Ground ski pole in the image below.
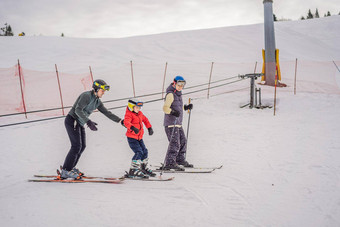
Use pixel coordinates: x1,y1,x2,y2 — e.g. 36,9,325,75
160,117,178,176
185,98,192,160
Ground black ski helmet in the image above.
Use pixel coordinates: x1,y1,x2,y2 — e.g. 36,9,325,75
93,79,110,92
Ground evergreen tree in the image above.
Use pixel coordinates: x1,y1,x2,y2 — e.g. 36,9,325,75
307,9,314,19
301,16,305,20
273,14,277,21
61,33,64,37
327,11,331,16
0,23,14,36
315,8,320,18
6,25,14,36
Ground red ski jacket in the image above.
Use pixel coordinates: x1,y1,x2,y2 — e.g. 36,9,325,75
124,107,152,140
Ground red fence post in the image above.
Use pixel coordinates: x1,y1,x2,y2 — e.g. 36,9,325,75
162,62,168,99
207,62,214,99
17,59,27,119
89,66,94,83
55,64,65,116
130,61,136,97
294,58,298,95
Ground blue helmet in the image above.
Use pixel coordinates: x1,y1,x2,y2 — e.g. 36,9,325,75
173,75,186,87
174,75,185,83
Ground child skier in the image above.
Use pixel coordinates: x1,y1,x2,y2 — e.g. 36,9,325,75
162,75,193,170
123,99,155,178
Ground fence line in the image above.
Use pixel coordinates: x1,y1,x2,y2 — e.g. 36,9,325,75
0,76,246,128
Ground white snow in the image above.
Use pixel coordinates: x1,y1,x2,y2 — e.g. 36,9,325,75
1,16,340,227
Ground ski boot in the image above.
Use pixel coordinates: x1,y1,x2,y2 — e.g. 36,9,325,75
72,167,85,176
161,163,185,171
58,169,82,180
125,160,149,179
177,160,194,168
141,158,156,177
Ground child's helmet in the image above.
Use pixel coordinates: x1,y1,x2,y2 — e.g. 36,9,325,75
128,99,143,111
93,79,110,92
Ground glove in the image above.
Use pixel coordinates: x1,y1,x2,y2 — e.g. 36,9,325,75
130,126,140,134
170,109,180,117
184,104,193,111
148,127,154,136
120,120,126,128
86,120,98,131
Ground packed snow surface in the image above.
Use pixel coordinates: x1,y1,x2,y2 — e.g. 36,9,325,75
1,16,340,227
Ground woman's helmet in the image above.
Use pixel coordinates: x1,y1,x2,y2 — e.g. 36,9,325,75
93,79,110,92
127,99,143,111
173,75,186,87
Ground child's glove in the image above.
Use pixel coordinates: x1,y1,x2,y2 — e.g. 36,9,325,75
170,109,180,117
130,126,139,134
148,127,154,136
87,120,98,131
120,120,126,128
184,104,193,111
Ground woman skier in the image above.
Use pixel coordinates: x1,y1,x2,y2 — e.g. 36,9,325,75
162,75,193,170
60,79,122,179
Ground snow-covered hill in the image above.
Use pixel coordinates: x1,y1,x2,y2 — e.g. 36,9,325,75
0,16,340,227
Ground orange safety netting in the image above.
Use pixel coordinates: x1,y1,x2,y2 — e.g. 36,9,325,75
0,60,339,119
0,65,92,117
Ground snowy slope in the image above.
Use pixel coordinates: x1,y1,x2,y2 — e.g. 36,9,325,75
0,16,339,73
1,16,340,227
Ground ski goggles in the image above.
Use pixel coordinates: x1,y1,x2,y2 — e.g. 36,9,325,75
175,80,186,87
128,100,143,107
94,82,110,91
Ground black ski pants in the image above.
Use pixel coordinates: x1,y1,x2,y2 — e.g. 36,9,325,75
164,126,187,166
62,114,86,171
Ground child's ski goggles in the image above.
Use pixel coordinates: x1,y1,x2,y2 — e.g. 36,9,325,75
128,99,143,107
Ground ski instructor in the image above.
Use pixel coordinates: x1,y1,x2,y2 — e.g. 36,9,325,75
162,75,193,170
60,79,122,179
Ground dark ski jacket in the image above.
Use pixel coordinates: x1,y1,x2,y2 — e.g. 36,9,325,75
163,84,184,126
68,90,121,126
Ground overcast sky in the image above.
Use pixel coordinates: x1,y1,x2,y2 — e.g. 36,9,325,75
0,0,339,38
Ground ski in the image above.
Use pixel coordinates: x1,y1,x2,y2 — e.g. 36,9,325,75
33,175,123,180
28,178,124,184
152,168,215,173
123,176,174,181
33,174,173,181
150,164,223,170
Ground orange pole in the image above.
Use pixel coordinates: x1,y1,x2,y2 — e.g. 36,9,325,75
207,62,214,99
89,66,94,83
17,59,27,119
162,62,168,99
55,64,65,116
130,61,136,97
294,58,298,95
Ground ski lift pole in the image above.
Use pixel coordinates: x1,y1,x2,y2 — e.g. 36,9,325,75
160,117,178,176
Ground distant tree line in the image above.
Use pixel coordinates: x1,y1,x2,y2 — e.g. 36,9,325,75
273,9,339,22
300,9,339,20
0,23,65,37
